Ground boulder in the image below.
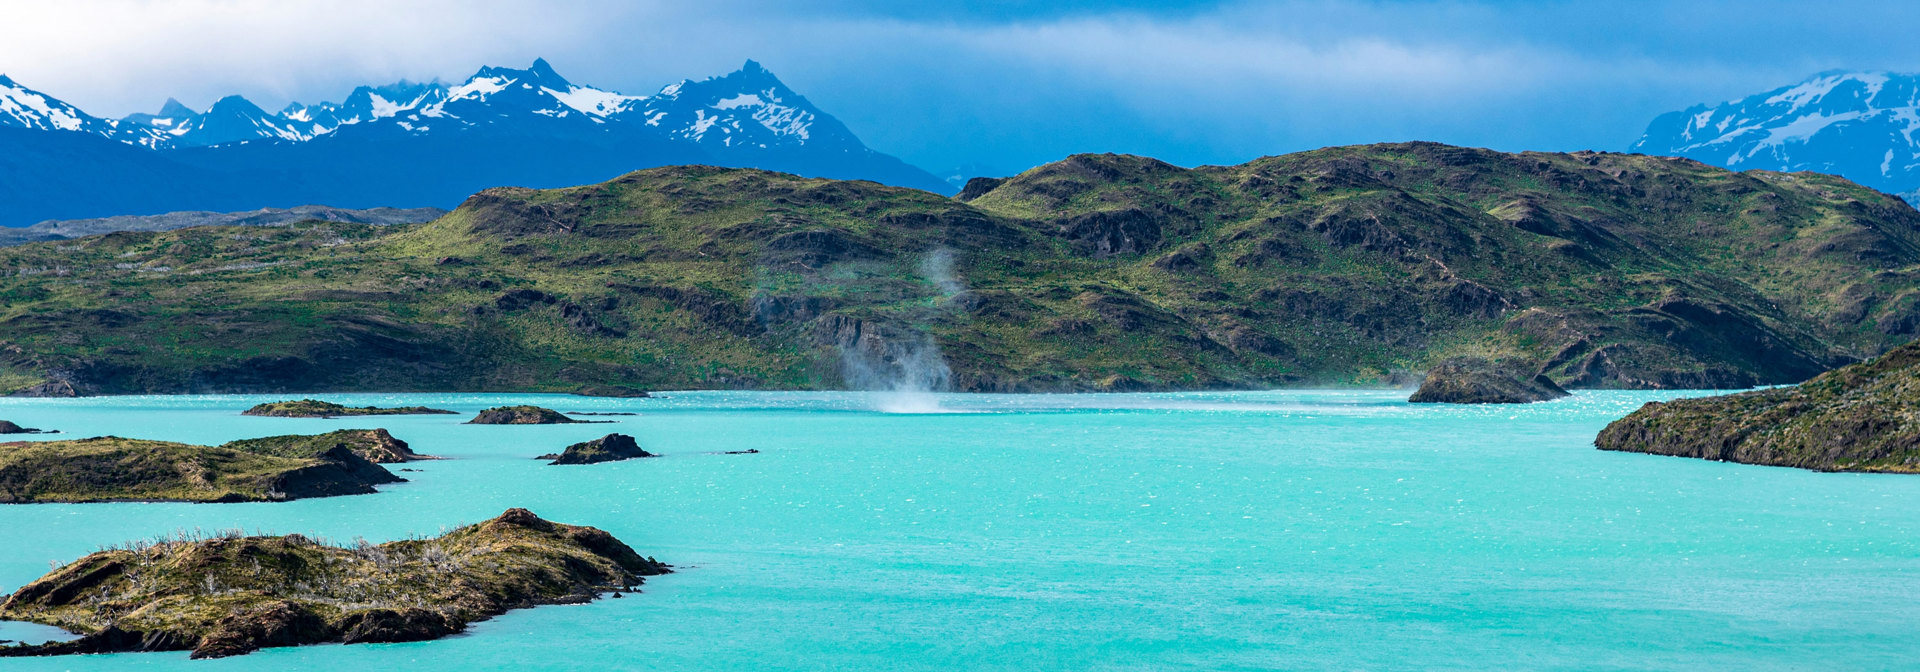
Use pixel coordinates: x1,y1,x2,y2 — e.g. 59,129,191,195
1409,358,1569,404
539,434,654,465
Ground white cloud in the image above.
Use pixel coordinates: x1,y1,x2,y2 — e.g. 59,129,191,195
0,0,624,113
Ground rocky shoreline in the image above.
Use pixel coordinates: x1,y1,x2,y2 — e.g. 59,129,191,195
1595,340,1920,472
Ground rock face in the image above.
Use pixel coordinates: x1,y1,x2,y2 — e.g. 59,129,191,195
221,428,433,464
0,508,669,659
466,406,581,425
1595,339,1920,472
0,421,51,434
0,436,400,503
242,399,457,418
1408,358,1570,404
539,434,653,465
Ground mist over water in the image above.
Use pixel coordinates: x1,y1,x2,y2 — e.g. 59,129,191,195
838,335,954,414
839,247,964,413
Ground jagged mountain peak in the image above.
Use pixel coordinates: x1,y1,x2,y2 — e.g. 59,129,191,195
467,58,573,92
636,59,862,152
157,98,194,118
205,94,268,116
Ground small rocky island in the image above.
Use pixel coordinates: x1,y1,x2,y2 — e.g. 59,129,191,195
0,508,668,659
466,405,587,425
539,433,654,465
242,400,457,418
221,429,435,464
1596,340,1920,472
0,436,401,503
0,421,52,434
1408,358,1569,404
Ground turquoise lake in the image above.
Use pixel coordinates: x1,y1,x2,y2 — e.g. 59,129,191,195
1,390,1918,670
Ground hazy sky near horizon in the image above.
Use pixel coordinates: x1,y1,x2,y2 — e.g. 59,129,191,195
4,0,1918,176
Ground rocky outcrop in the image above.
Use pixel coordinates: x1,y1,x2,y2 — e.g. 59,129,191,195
465,406,581,425
241,399,456,418
1595,339,1920,472
1408,358,1569,404
1056,208,1164,257
0,421,51,434
0,436,400,503
538,433,654,465
0,509,669,659
222,428,432,464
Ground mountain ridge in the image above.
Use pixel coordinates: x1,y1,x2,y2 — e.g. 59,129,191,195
0,59,951,225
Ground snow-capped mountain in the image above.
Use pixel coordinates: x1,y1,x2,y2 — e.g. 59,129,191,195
1631,71,1920,197
0,59,949,225
0,74,110,135
6,58,859,154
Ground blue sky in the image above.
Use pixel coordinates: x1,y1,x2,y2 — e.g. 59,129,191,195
4,0,1918,176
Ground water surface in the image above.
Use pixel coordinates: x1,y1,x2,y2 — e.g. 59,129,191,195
0,390,1916,670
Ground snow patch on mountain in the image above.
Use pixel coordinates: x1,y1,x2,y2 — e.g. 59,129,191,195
0,75,95,133
1633,70,1920,197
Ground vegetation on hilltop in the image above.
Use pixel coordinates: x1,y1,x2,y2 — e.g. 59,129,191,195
0,143,1914,393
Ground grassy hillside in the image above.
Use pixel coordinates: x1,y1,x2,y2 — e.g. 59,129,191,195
0,142,1915,394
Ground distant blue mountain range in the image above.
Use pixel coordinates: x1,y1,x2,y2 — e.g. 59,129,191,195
1633,71,1920,203
0,59,951,226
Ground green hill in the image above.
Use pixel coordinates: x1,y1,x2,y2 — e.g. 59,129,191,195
0,142,1916,394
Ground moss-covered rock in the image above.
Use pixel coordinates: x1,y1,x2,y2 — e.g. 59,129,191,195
241,400,456,418
221,428,432,464
538,434,653,465
465,406,580,425
1408,358,1569,404
1595,339,1920,472
0,436,400,503
0,508,669,659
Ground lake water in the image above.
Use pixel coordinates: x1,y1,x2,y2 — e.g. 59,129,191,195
1,390,1918,670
